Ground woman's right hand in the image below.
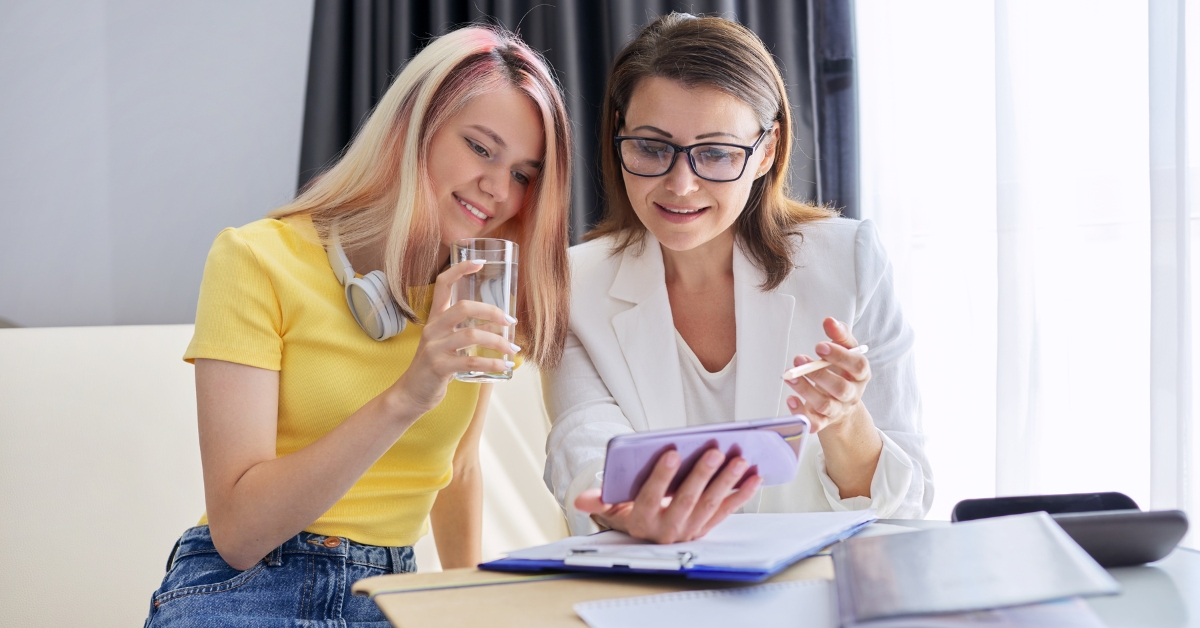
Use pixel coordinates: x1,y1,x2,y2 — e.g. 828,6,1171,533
573,449,762,543
393,260,518,415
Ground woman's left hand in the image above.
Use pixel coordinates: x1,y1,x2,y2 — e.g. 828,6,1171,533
785,317,871,433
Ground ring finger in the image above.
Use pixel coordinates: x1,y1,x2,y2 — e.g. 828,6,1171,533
431,327,520,358
804,368,859,404
787,395,832,432
786,375,840,419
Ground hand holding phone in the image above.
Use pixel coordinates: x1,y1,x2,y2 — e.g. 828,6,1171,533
575,415,808,544
600,415,810,504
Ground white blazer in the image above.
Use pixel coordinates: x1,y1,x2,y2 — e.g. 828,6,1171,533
542,217,934,535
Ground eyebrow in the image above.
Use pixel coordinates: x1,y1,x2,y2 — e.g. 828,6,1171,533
629,125,742,141
469,124,507,148
468,124,542,169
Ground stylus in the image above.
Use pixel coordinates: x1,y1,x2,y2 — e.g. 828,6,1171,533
781,345,869,381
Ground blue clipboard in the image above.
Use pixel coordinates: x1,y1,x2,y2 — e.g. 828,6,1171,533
479,518,873,583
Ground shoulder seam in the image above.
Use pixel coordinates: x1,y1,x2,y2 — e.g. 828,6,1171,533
221,227,285,335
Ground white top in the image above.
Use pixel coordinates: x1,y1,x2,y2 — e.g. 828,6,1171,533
675,330,737,425
541,218,934,535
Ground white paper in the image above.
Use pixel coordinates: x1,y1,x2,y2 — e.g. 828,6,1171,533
574,579,838,628
575,582,1105,628
504,511,875,570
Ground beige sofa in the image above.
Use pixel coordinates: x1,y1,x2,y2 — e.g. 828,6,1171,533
0,325,567,627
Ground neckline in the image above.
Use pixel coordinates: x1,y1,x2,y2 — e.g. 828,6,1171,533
674,329,736,377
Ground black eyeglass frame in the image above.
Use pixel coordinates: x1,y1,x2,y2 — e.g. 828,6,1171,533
612,129,769,183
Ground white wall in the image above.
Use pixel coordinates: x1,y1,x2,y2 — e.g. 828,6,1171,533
0,1,314,327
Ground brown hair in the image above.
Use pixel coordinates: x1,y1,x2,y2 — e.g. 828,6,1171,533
587,12,833,290
270,26,571,368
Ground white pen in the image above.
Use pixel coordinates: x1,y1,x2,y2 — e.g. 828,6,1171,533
781,345,869,381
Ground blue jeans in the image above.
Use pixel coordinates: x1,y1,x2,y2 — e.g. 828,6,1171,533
144,526,415,627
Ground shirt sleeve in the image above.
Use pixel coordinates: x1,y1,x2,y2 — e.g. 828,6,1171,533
814,219,934,518
542,328,636,535
183,227,284,370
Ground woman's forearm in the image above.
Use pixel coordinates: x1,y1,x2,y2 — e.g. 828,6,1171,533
429,462,483,568
427,385,489,568
817,403,883,499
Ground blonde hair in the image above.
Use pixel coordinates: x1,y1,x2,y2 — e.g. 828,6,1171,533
588,13,833,291
271,26,572,367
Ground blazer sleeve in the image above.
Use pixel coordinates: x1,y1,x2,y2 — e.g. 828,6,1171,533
813,219,934,518
542,328,637,535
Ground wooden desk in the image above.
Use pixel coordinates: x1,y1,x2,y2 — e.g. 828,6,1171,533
354,532,1200,628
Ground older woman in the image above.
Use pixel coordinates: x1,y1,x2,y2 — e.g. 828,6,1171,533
543,13,932,541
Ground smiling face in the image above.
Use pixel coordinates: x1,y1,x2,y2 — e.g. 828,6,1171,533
619,76,776,253
427,86,545,255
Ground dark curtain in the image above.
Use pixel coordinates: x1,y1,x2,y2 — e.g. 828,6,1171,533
297,0,859,243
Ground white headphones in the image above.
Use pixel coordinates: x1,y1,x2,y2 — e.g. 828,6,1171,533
325,227,405,341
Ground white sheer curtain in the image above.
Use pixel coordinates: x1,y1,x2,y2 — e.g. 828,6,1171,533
858,0,1197,545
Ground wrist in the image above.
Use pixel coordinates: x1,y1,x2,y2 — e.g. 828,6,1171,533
382,381,423,429
818,403,873,445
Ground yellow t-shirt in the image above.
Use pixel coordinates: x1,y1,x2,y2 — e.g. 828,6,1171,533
183,217,480,547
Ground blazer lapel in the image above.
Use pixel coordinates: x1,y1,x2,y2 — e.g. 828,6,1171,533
609,236,688,431
732,246,795,422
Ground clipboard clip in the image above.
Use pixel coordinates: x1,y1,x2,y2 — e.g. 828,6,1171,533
564,548,698,571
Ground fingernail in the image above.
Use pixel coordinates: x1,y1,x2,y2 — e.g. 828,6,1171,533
510,343,522,353
816,343,831,356
787,397,799,409
504,360,516,368
664,451,680,469
796,355,811,364
505,314,518,324
732,459,748,474
471,258,487,264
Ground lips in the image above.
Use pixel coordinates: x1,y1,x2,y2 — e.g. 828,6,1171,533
455,194,491,224
659,205,704,215
655,201,708,223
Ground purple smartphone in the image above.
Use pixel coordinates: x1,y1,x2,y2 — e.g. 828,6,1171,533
600,415,810,505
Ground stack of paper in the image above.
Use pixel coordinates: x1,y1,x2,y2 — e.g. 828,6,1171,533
573,581,1108,628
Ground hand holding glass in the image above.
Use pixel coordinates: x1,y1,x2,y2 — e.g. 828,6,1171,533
449,238,519,382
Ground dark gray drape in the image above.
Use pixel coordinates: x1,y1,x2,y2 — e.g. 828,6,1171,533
297,0,859,242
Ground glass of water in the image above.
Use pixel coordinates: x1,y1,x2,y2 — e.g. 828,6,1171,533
450,238,518,382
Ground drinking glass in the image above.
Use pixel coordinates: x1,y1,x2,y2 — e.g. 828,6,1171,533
449,238,518,382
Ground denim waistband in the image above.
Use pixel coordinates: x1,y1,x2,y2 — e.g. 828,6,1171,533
171,526,413,573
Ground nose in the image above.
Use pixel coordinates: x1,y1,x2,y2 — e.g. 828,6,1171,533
478,166,510,204
662,153,700,197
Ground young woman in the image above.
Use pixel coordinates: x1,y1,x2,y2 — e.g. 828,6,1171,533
144,26,571,626
543,13,933,541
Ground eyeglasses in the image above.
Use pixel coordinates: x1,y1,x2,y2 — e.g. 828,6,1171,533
613,130,768,182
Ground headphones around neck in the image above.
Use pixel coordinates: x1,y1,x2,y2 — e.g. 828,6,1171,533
325,228,405,341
